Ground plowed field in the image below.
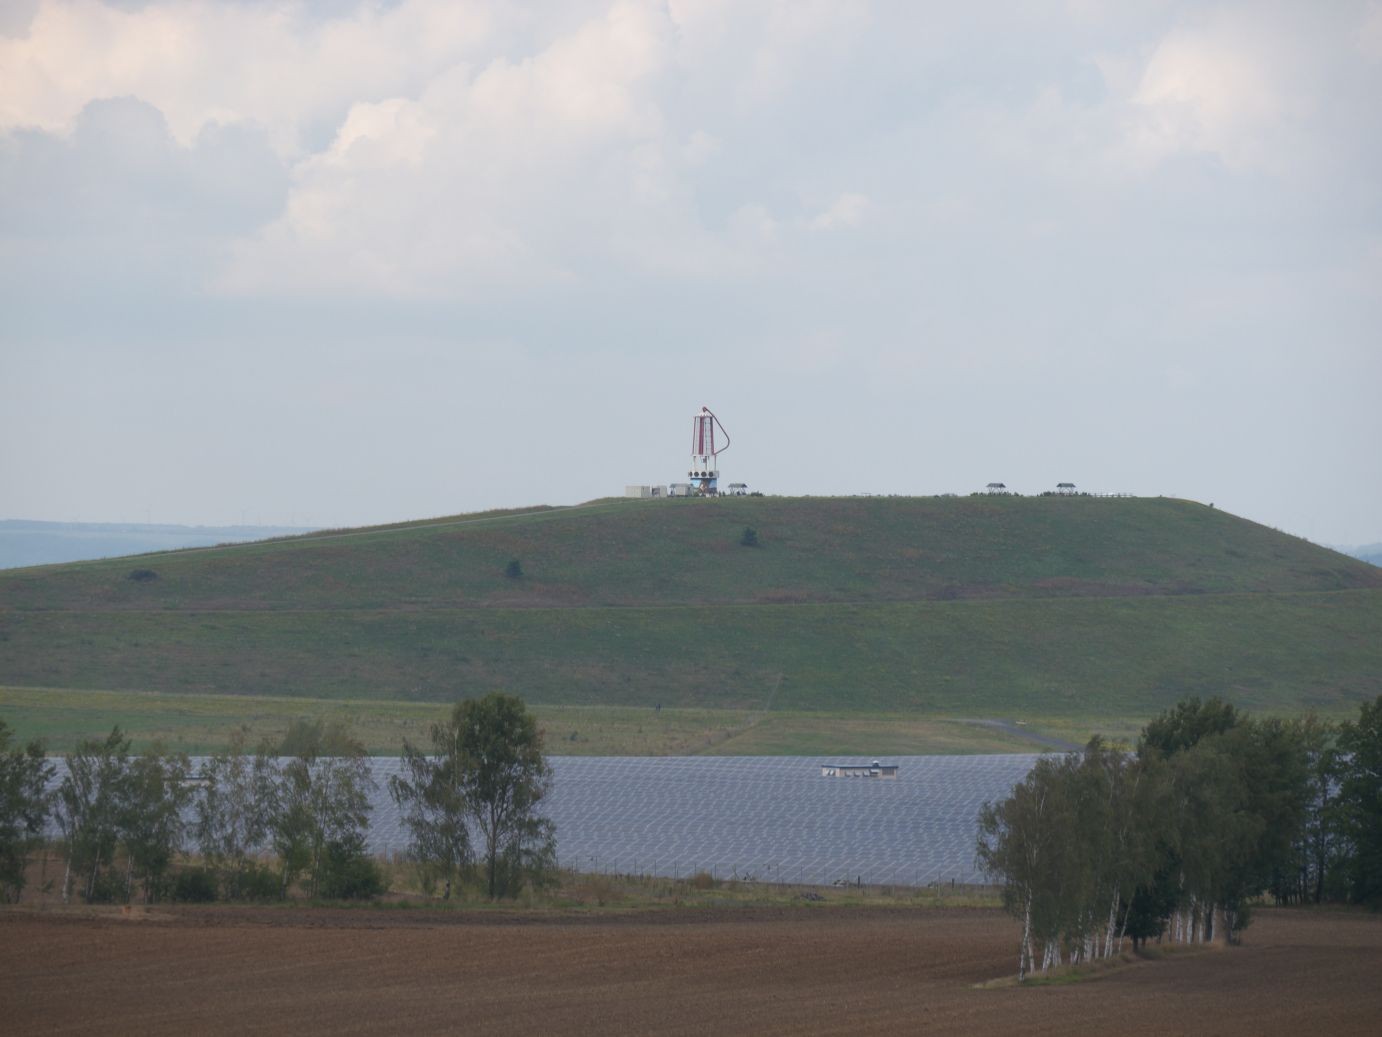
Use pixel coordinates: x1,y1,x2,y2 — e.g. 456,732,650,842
2,905,1379,1035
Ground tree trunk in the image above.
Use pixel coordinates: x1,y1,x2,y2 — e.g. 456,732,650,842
1019,899,1032,981
1116,896,1132,955
87,848,101,902
1103,891,1119,959
486,810,499,899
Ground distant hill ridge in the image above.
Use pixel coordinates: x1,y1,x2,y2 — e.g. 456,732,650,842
0,519,317,571
1335,542,1382,567
0,496,1378,718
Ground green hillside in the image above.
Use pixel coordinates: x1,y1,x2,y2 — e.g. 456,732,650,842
0,496,1374,611
0,496,1377,753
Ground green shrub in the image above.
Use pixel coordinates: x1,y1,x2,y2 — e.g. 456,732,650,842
172,867,218,903
231,861,283,901
84,870,128,904
317,842,385,900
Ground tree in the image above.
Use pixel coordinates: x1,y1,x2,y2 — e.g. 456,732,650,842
978,740,1162,978
1132,699,1312,943
1161,738,1261,942
195,727,277,899
122,746,193,903
1138,697,1241,761
1122,857,1179,950
393,694,554,900
1336,695,1382,906
276,718,362,760
459,695,556,898
270,721,375,898
978,754,1068,979
55,727,132,903
390,727,472,899
1132,697,1250,942
0,719,53,903
1227,717,1311,916
1285,714,1343,905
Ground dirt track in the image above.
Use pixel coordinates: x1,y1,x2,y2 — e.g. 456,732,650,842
3,905,1379,1035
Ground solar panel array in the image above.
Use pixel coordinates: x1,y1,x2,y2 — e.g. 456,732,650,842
534,754,1042,886
46,753,1043,887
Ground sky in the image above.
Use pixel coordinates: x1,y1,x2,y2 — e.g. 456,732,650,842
1,0,1379,544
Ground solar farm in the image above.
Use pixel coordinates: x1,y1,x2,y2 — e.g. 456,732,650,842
42,752,1042,886
365,753,1044,886
43,752,1039,890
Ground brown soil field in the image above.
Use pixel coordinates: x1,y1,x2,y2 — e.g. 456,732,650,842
2,904,1379,1035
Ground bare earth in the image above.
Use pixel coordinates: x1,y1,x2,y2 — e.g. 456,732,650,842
2,905,1379,1035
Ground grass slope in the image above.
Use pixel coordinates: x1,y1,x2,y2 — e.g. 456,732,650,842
0,496,1377,752
0,590,1376,714
1,496,1374,611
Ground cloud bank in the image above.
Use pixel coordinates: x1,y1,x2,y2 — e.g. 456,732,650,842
1,1,1379,542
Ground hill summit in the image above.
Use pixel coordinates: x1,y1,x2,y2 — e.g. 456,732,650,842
0,496,1377,722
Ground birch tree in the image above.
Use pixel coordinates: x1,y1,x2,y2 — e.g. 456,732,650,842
195,728,276,898
1134,699,1311,944
456,694,555,899
1279,715,1342,905
977,760,1055,980
393,694,554,900
122,746,193,902
390,726,472,899
270,722,375,898
0,720,53,903
1336,695,1382,906
55,727,131,903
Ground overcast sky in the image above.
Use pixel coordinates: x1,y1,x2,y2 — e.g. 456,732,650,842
2,1,1379,544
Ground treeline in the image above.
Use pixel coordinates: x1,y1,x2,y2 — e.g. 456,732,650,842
977,695,1382,980
0,693,554,905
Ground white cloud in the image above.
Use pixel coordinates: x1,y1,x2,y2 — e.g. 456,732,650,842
2,1,1381,542
666,0,868,103
0,0,502,155
809,192,870,231
0,95,285,244
217,1,687,296
328,98,437,169
1359,2,1382,60
1128,15,1297,170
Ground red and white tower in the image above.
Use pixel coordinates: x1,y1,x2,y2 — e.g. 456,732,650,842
689,406,730,495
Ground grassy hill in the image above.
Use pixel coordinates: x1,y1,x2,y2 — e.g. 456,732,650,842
1,496,1374,611
1,496,1377,753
